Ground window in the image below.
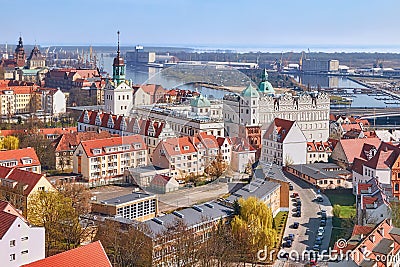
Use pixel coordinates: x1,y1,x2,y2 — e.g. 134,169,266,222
21,250,28,255
10,254,15,261
21,236,28,241
395,184,399,192
10,240,15,247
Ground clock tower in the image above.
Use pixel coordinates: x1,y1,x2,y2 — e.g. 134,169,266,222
113,31,126,85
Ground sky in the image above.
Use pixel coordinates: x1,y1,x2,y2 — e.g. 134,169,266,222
2,0,400,51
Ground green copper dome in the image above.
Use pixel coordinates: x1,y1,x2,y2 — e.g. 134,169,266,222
241,83,260,98
190,95,211,108
258,69,275,94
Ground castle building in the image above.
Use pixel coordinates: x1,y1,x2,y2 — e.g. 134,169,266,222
104,31,133,117
223,70,330,144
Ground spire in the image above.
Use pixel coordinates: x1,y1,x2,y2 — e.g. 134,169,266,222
117,30,120,58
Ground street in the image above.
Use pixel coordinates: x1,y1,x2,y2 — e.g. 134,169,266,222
275,172,333,266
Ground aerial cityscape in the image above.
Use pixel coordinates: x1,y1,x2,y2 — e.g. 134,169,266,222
2,1,400,267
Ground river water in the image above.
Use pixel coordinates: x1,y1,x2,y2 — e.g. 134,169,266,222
103,56,400,108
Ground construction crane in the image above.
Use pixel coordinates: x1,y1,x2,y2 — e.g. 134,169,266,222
299,51,306,70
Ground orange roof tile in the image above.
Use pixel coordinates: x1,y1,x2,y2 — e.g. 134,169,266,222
4,167,50,195
0,147,40,168
21,241,112,267
352,225,374,236
338,138,381,164
263,118,295,143
162,136,197,156
52,131,111,152
365,142,400,169
80,135,146,157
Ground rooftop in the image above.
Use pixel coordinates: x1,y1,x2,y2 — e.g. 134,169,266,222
100,192,155,206
288,163,351,180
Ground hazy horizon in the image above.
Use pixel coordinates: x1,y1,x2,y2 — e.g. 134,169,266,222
3,0,400,53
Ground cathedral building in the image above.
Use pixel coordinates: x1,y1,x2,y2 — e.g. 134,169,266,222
14,36,26,68
223,69,330,144
104,31,134,117
27,45,46,69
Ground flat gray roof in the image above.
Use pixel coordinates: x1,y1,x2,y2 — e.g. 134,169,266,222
101,192,155,206
128,165,168,174
226,179,280,203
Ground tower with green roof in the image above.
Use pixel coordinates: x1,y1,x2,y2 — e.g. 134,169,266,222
240,83,259,126
258,69,275,94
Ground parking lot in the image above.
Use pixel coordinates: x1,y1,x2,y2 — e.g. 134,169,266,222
276,172,333,265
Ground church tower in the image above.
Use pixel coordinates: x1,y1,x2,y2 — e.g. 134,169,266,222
104,31,133,117
113,31,126,85
14,36,26,67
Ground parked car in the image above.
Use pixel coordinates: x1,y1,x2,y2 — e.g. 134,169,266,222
313,244,321,252
317,231,324,239
296,211,301,217
296,206,301,212
316,194,324,202
293,222,299,229
289,184,294,191
288,234,295,241
318,226,325,234
283,240,292,248
320,219,326,227
292,192,299,198
315,237,323,245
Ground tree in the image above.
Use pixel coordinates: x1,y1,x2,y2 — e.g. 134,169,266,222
391,201,400,227
56,183,92,215
2,135,19,150
204,152,228,180
96,219,152,267
27,191,77,255
332,204,341,218
18,132,54,170
231,197,277,264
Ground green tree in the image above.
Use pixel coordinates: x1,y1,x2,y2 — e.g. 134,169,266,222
333,204,341,218
2,136,19,150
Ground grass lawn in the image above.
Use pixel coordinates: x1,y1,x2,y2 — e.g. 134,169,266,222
324,189,356,247
273,211,288,248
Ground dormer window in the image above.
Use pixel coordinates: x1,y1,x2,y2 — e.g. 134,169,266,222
184,146,189,151
174,146,180,152
92,148,101,155
134,143,141,149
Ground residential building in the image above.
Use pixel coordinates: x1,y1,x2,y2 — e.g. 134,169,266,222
45,68,100,91
285,163,352,189
37,87,66,115
51,131,111,171
0,166,55,216
144,201,233,266
0,201,45,267
123,165,170,188
77,110,176,157
132,84,166,105
226,175,282,217
132,97,225,137
356,178,391,225
230,137,256,172
152,136,201,181
330,138,381,170
306,141,333,163
355,142,400,200
91,192,158,222
0,147,41,173
21,241,112,267
330,219,400,267
73,135,148,186
261,118,307,166
217,136,232,163
0,80,39,116
148,174,179,194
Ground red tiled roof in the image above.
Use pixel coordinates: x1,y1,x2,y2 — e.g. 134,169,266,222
357,183,371,195
341,123,361,133
151,174,173,185
231,137,256,152
0,200,26,221
3,167,49,196
338,138,381,164
352,224,374,236
80,135,146,157
362,196,378,208
52,131,112,152
217,137,232,147
198,132,219,149
0,147,40,168
263,118,295,143
21,241,112,267
162,136,197,156
365,142,400,169
353,157,367,175
0,211,17,239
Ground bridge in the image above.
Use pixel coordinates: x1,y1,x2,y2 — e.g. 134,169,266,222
330,107,400,119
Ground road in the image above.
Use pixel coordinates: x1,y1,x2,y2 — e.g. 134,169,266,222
274,172,333,266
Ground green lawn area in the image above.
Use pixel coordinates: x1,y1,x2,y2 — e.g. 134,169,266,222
273,211,288,248
324,189,356,247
